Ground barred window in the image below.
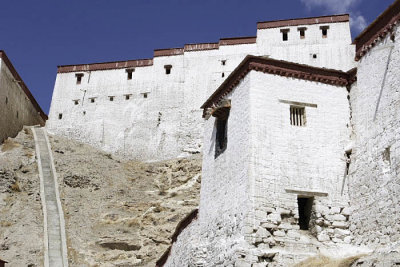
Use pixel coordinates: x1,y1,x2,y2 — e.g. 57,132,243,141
290,106,306,126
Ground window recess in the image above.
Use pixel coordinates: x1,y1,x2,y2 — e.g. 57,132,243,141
164,65,172,75
126,68,135,80
320,26,329,38
280,29,290,41
290,106,306,126
298,27,307,39
75,73,84,84
212,99,231,158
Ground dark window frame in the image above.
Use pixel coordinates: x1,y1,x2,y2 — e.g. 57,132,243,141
280,29,290,41
298,27,307,39
75,73,84,84
290,105,306,126
126,68,135,80
320,26,329,38
164,65,172,75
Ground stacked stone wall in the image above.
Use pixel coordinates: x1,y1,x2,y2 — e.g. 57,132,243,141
348,25,400,247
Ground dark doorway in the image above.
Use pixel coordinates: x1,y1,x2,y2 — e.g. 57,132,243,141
297,197,313,230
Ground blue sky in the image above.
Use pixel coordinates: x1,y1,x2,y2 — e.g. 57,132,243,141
0,0,394,113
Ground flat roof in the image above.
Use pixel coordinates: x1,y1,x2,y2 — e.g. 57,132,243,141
57,14,347,73
257,14,349,29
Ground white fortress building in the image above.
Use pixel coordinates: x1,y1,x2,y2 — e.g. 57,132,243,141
47,14,355,161
158,0,400,265
46,1,400,264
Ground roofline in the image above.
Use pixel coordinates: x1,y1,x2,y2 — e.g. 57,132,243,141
57,35,258,72
57,58,153,73
56,13,348,73
0,50,48,121
353,0,400,61
56,58,153,68
257,14,349,29
201,55,355,116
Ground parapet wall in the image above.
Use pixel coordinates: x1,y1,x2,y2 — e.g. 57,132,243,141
0,51,46,143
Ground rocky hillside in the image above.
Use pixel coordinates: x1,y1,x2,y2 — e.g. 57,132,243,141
0,127,201,266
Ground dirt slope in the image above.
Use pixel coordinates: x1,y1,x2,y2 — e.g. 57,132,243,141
0,128,201,266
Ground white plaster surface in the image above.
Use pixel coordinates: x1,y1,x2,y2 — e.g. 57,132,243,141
47,21,355,161
165,70,357,266
348,25,400,247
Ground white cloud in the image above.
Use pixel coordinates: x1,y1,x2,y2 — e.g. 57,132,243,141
301,0,361,13
351,14,367,32
300,0,367,33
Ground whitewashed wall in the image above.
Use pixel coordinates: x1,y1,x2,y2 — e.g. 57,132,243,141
0,58,45,143
47,21,355,161
166,74,253,267
348,25,400,247
244,71,353,264
257,22,355,71
165,69,357,266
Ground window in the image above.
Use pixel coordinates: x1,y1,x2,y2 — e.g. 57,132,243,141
75,73,84,84
143,93,148,98
281,29,289,41
222,72,225,78
73,100,79,105
298,27,306,39
320,26,329,38
290,106,306,126
126,68,135,80
164,65,172,75
221,60,226,66
215,117,228,158
125,94,131,100
89,98,95,103
298,197,313,230
5,97,8,104
16,111,18,118
312,54,317,59
109,96,114,101
58,113,63,120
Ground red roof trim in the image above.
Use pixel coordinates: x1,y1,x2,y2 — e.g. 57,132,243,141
184,43,219,52
257,14,349,29
154,48,184,57
57,59,153,73
354,0,400,61
201,55,354,116
219,36,257,45
56,13,347,72
0,51,48,121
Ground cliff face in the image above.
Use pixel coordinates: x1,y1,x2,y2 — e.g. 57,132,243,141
0,127,202,266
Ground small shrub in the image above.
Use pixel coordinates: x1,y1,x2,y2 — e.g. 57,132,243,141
1,139,20,152
0,221,12,227
11,180,21,192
